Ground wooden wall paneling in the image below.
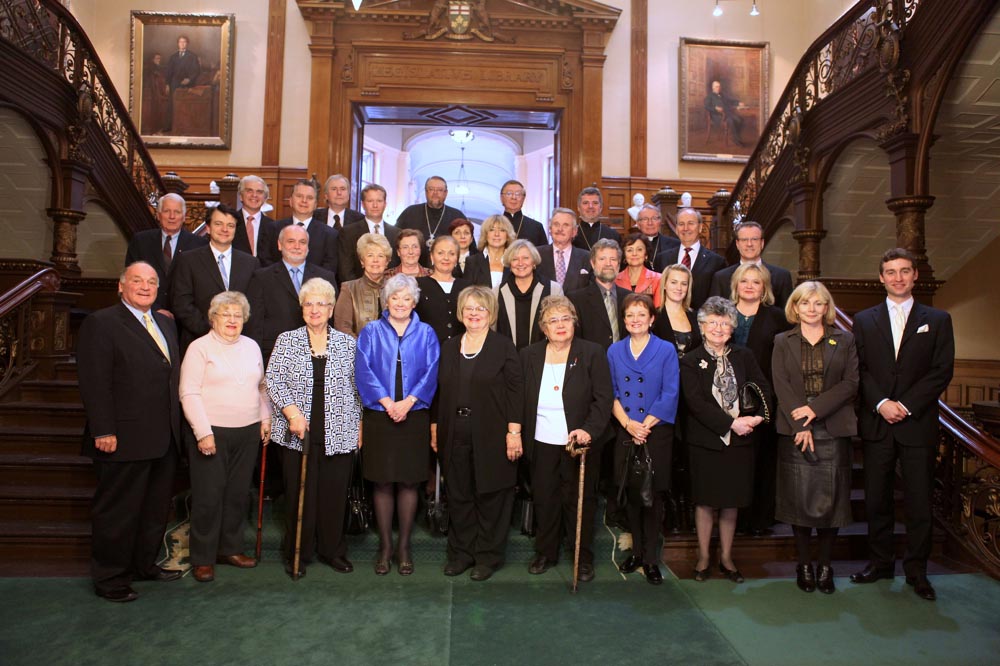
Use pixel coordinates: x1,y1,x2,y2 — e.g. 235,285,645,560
601,176,736,239
307,20,337,182
155,165,307,221
630,0,647,177
261,0,287,166
950,359,1000,408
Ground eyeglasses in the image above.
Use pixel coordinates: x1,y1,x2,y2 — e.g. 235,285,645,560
303,302,332,309
463,305,488,313
545,316,574,326
702,320,733,330
502,191,525,199
218,312,243,320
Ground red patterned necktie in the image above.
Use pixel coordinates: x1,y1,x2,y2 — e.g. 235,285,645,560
682,247,692,268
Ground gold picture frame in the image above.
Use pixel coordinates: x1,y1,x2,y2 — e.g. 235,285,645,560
680,38,770,163
129,12,235,149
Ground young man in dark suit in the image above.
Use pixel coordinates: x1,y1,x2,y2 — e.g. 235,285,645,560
124,193,207,314
77,261,184,602
273,179,339,274
232,175,279,266
709,220,794,308
537,208,592,293
850,248,954,601
655,207,725,310
170,204,260,350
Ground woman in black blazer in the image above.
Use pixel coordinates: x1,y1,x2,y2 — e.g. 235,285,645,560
416,236,471,345
432,285,523,581
772,282,858,594
497,240,562,350
729,263,791,536
463,214,514,289
680,297,772,584
448,218,480,279
521,295,613,582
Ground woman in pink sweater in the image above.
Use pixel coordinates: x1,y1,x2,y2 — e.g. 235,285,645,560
180,291,271,583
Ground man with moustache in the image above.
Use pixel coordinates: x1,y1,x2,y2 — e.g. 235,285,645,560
536,208,592,293
573,186,621,253
274,179,339,274
395,176,464,266
232,175,279,266
314,174,365,230
337,184,400,284
633,204,681,271
499,179,548,246
654,207,725,310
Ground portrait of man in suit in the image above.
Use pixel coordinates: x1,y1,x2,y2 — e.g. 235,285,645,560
850,247,955,602
537,208,592,293
76,261,184,602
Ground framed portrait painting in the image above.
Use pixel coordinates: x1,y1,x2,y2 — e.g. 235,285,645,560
129,12,235,149
680,38,770,163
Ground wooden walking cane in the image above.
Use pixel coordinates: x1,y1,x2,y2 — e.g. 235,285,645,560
292,431,310,580
255,438,268,561
570,435,587,593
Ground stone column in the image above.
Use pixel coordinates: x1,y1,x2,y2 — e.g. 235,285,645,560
791,229,827,280
706,188,731,251
886,194,935,280
45,208,85,275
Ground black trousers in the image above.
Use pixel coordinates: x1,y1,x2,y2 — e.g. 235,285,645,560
281,445,353,564
745,425,778,530
187,423,259,565
445,421,514,570
531,440,601,565
863,435,935,577
91,447,177,594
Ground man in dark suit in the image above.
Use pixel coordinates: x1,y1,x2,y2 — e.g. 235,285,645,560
313,174,365,230
537,208,592,293
568,239,627,351
124,192,207,314
170,204,260,349
163,35,200,132
634,204,681,270
232,175,279,267
710,220,794,308
396,176,464,266
573,186,621,253
500,179,548,246
337,183,400,284
654,207,725,310
274,179,339,275
77,261,184,602
850,248,954,601
704,79,747,147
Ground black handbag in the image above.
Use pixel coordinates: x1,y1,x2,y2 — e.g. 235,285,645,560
425,462,449,536
617,438,654,509
739,381,771,423
344,449,372,535
513,458,536,537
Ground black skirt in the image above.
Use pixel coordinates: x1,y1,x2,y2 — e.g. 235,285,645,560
361,408,430,484
688,442,755,509
775,435,852,528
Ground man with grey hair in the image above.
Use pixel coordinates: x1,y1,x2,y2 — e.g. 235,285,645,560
396,175,464,266
654,207,725,309
710,220,794,308
313,174,365,230
500,179,548,246
573,186,621,252
567,238,627,351
537,207,592,293
633,203,680,270
232,175,279,266
125,192,207,315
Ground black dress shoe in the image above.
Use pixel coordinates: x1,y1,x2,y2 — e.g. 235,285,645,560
719,563,745,584
328,556,353,573
98,586,138,603
470,565,494,582
906,575,936,601
577,563,595,582
137,567,183,582
693,566,710,582
817,565,835,594
796,563,816,593
619,555,641,574
642,564,663,585
444,560,473,577
850,564,894,584
529,554,554,575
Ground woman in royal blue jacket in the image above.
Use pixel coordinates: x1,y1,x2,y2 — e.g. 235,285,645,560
356,274,440,577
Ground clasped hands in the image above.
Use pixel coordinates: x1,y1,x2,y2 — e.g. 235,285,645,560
381,397,414,423
877,400,909,424
790,405,817,452
731,415,764,437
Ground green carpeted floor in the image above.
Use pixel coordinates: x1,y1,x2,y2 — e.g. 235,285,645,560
2,496,999,666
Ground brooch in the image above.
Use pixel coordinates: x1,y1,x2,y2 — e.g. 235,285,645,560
828,339,837,346
569,357,578,369
699,359,708,369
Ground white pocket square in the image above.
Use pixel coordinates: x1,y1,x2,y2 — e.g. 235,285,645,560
579,268,589,274
917,324,929,333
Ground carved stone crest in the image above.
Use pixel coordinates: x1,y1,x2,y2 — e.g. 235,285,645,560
404,0,512,43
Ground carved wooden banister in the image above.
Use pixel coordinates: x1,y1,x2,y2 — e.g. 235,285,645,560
834,306,1000,578
0,0,163,208
727,0,922,223
0,267,61,395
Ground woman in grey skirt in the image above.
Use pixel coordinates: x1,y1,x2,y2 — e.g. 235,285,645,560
772,281,858,594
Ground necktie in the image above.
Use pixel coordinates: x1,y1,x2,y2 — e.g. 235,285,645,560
333,214,342,230
373,223,380,235
291,267,301,294
682,247,692,268
143,313,170,360
893,304,906,358
555,249,567,284
162,234,172,267
246,215,255,255
218,253,229,289
604,289,620,342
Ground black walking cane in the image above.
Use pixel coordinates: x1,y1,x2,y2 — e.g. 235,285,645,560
291,431,310,581
255,437,268,561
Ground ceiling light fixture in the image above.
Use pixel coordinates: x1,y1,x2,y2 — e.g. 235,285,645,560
713,0,723,17
455,146,471,195
449,129,475,144
750,2,760,16
352,0,363,10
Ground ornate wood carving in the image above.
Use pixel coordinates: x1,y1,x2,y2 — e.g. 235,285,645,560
262,0,287,166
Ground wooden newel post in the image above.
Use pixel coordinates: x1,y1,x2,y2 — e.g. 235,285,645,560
706,188,731,251
652,185,680,236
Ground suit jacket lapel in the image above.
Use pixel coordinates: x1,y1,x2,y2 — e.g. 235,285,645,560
821,328,837,381
873,302,894,351
117,303,168,360
898,302,924,353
